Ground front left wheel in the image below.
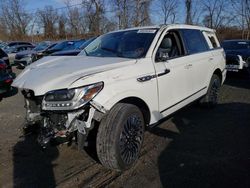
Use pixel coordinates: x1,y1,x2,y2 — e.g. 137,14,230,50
96,103,145,171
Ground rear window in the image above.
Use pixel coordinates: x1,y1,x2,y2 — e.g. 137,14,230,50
180,29,209,54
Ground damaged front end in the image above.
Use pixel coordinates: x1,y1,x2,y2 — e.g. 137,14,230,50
22,82,105,149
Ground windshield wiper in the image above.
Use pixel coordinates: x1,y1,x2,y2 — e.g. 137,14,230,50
101,47,117,54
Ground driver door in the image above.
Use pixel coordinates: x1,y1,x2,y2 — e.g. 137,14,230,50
153,30,193,116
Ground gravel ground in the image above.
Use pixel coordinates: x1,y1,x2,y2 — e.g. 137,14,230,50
0,68,250,188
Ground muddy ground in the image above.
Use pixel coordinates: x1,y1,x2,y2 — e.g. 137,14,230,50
0,68,250,188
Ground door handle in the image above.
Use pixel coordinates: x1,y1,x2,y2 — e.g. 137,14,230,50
158,69,170,77
209,57,214,61
184,64,192,69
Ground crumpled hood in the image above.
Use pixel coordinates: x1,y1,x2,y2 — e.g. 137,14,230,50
12,56,136,95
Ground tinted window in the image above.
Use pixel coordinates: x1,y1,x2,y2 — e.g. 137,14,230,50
51,41,77,51
84,29,157,58
222,41,250,50
180,29,208,54
34,42,51,51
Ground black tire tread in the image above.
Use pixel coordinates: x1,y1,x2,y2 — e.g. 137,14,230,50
200,74,221,107
96,103,143,171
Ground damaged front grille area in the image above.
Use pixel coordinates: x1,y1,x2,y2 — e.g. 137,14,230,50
21,89,105,149
22,89,43,124
38,108,91,148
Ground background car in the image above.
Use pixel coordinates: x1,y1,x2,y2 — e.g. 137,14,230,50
222,40,250,72
0,48,11,72
14,41,56,68
5,44,35,64
0,60,13,100
51,37,96,56
0,42,7,49
3,41,33,50
43,39,85,56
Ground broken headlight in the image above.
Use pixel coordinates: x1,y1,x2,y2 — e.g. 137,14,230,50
42,82,103,111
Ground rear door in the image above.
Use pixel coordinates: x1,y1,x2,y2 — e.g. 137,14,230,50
203,31,225,74
179,29,213,94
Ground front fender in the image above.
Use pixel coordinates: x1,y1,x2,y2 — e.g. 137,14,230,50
93,87,160,124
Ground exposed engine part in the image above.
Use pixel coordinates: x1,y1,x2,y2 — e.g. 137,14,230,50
75,119,86,134
37,119,55,149
36,106,102,148
23,90,43,124
22,90,106,148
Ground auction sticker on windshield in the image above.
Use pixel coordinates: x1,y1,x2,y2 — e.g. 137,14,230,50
137,29,157,33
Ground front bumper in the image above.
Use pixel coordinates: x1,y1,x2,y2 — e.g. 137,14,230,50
226,55,248,72
23,92,105,148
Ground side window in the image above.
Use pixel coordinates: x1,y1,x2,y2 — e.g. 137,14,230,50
208,36,218,48
155,31,184,62
180,29,208,54
203,31,220,49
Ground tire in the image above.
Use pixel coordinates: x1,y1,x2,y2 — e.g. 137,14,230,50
96,103,145,171
200,74,221,107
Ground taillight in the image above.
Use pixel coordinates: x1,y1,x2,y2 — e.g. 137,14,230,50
5,79,12,83
0,63,7,70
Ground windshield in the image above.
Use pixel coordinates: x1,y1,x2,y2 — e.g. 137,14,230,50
79,37,96,50
5,46,16,53
74,40,85,49
222,41,250,50
51,40,85,51
51,41,69,50
82,29,158,58
34,42,50,51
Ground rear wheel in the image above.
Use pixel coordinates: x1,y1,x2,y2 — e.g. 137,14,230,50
200,74,221,107
96,103,145,171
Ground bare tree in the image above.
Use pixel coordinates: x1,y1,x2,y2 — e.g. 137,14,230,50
112,0,133,29
185,0,192,24
0,0,31,40
58,14,67,39
158,0,178,24
64,0,82,36
83,0,105,35
37,6,59,39
0,17,9,40
133,0,152,27
231,0,250,39
201,0,231,29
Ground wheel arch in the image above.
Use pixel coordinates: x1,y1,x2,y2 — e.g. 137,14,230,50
118,97,151,126
213,68,222,83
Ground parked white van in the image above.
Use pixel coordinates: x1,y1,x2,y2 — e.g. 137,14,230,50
13,24,226,171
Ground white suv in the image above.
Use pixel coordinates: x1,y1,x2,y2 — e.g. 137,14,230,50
13,24,226,171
